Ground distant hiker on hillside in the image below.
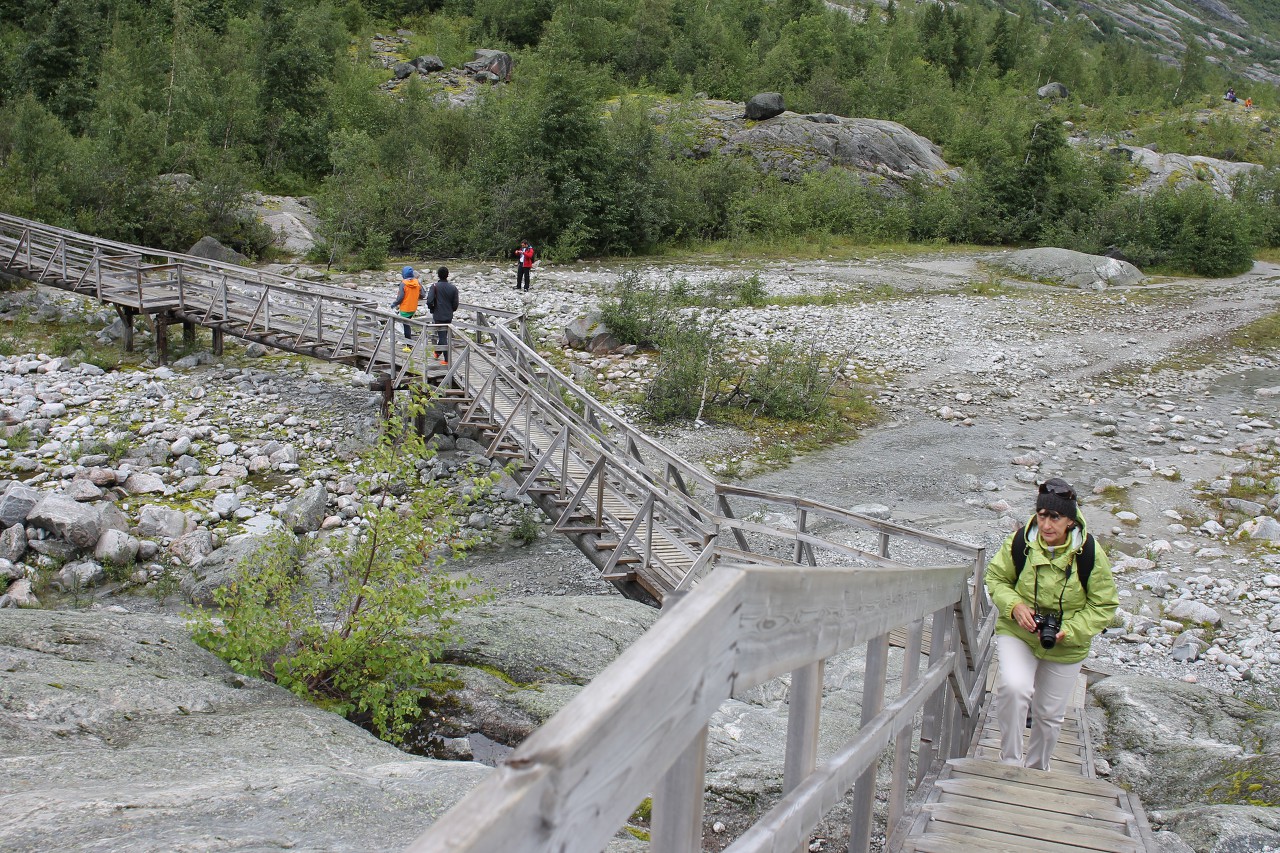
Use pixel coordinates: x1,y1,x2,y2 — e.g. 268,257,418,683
1245,97,1254,110
984,478,1119,772
390,266,421,348
513,239,535,292
1224,87,1238,103
426,266,459,365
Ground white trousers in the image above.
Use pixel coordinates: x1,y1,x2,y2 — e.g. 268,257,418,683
993,634,1083,771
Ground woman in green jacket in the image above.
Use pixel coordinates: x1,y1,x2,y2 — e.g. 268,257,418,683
984,478,1119,771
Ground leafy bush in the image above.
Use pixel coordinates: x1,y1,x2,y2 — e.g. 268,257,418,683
598,272,677,347
190,400,496,742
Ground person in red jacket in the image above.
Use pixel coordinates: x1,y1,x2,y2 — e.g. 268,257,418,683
513,240,535,292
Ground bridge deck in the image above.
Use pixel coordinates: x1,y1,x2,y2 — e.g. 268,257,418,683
891,674,1154,853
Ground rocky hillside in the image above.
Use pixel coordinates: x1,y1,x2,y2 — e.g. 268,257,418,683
1018,0,1279,85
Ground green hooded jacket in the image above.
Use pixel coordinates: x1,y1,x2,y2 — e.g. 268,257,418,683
984,514,1119,664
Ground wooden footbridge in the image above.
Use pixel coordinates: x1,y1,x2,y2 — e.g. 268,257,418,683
0,214,1152,852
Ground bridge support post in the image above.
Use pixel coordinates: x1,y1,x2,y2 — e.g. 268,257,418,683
379,373,393,419
212,327,224,356
154,310,170,364
115,307,134,353
182,321,195,347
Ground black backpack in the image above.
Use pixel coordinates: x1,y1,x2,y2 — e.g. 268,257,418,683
1011,525,1096,592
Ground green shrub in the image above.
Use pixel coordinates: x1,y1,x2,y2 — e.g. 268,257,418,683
598,272,677,347
190,400,496,742
511,505,542,545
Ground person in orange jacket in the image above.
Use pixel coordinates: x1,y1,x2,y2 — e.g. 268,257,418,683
513,240,535,292
391,266,421,344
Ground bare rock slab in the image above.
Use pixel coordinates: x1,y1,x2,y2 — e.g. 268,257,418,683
992,247,1144,289
0,610,488,852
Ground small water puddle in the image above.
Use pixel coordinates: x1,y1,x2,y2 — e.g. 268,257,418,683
466,732,514,767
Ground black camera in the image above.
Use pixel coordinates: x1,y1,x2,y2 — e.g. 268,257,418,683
1033,612,1062,649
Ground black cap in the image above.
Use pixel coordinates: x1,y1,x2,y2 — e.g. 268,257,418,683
1036,478,1078,521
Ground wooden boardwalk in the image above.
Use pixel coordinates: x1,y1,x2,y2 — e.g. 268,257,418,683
0,214,1151,853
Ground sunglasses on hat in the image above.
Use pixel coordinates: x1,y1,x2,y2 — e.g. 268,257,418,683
1036,509,1069,521
1038,480,1076,501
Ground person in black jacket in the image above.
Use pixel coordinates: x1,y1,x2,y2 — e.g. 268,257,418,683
426,266,459,365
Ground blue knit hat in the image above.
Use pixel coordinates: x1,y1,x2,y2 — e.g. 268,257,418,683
402,266,414,278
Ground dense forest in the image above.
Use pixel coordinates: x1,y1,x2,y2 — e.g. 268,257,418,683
1,0,1278,274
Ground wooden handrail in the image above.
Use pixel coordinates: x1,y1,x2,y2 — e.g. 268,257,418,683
405,562,988,853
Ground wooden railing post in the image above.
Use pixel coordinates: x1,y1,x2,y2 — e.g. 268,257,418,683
652,723,708,852
916,605,953,787
783,659,824,853
887,619,924,830
848,633,890,853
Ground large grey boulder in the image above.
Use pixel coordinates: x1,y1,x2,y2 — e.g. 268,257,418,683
412,55,444,73
186,236,249,266
1091,675,1280,810
27,495,103,549
0,524,25,563
0,482,42,528
94,528,140,565
564,312,623,355
0,610,488,851
991,248,1145,289
445,595,659,686
285,484,328,533
1150,804,1280,853
1107,145,1263,198
242,194,319,257
463,49,512,82
694,101,955,185
136,505,192,540
1038,81,1069,99
181,533,273,607
170,528,215,565
745,92,785,120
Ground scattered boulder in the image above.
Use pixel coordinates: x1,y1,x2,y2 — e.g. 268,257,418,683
0,577,38,608
170,528,215,565
136,505,192,540
1038,81,1069,99
694,101,955,185
990,247,1144,289
0,525,26,563
0,483,42,528
392,61,415,79
181,534,272,607
122,472,165,495
745,92,785,120
1165,599,1222,625
463,49,512,82
412,55,444,73
53,560,105,592
27,495,103,549
94,528,140,566
285,484,328,533
564,312,623,355
186,236,249,266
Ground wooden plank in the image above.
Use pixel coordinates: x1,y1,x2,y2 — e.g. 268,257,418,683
922,802,1138,852
934,792,1125,833
933,779,1130,821
945,759,1121,798
908,824,1130,853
